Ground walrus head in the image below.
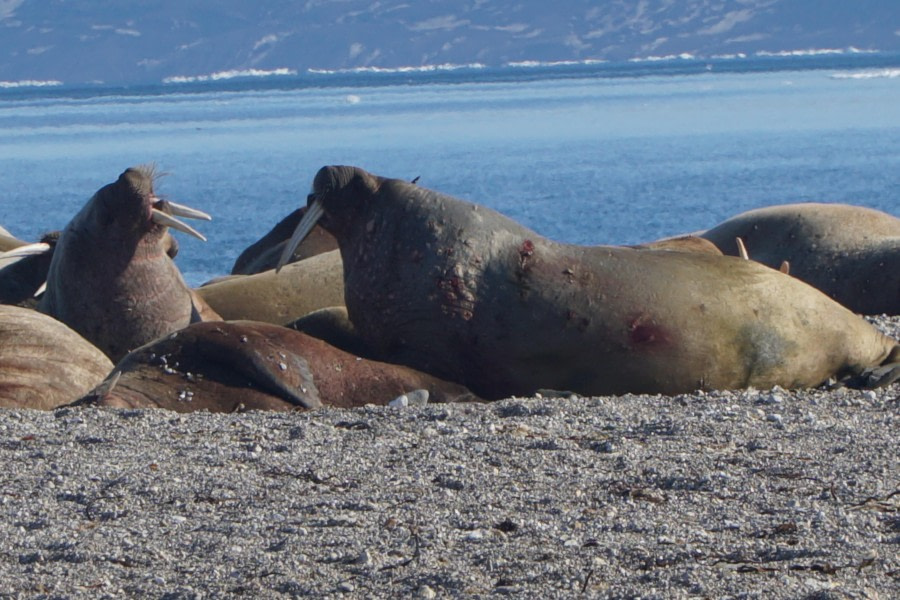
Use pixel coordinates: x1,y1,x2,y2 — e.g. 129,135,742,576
276,165,380,271
93,166,211,244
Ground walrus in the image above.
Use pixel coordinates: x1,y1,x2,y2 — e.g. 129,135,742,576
0,232,56,307
277,165,899,399
196,249,344,324
39,166,221,362
0,305,113,410
73,320,479,412
231,206,338,275
699,203,900,315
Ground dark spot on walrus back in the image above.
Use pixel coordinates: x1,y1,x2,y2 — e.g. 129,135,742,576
737,323,788,380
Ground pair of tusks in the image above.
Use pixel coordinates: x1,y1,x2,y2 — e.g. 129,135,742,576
736,237,790,275
0,199,211,299
276,198,325,272
150,198,212,242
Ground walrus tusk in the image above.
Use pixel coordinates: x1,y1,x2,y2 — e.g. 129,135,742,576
276,198,325,273
0,233,30,251
33,281,47,297
735,237,749,260
0,242,51,262
151,208,208,242
160,199,212,222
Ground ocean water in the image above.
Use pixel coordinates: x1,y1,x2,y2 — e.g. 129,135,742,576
1,54,898,286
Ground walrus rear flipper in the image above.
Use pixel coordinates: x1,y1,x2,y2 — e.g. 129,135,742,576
185,323,323,409
843,346,900,389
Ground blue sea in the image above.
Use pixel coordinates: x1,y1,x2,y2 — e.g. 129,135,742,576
1,53,898,286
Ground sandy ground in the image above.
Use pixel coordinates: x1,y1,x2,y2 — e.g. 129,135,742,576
0,318,897,599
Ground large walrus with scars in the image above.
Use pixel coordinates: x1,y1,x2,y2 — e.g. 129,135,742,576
74,320,478,412
277,165,900,400
39,166,220,362
699,203,899,315
0,305,113,410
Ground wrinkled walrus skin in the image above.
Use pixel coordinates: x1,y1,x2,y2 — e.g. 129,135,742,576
700,203,900,315
38,167,220,362
74,320,479,412
283,166,899,400
0,305,113,410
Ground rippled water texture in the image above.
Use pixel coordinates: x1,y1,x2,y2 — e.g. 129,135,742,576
1,57,898,284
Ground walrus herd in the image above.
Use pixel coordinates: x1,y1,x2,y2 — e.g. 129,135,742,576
1,164,897,412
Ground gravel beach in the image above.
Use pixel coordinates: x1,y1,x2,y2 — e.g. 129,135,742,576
0,318,897,599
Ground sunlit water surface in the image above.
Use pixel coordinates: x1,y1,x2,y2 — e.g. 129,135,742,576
1,57,898,285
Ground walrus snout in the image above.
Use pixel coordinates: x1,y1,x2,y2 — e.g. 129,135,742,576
119,166,155,195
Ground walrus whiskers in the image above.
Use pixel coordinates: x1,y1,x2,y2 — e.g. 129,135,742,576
276,198,325,272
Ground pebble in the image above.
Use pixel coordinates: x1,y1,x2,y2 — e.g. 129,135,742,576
0,317,897,599
389,389,430,407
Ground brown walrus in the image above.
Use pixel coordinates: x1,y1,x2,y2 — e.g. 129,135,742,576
0,305,113,410
699,203,900,315
38,166,221,362
74,320,479,412
277,165,899,399
196,249,344,324
231,206,338,275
